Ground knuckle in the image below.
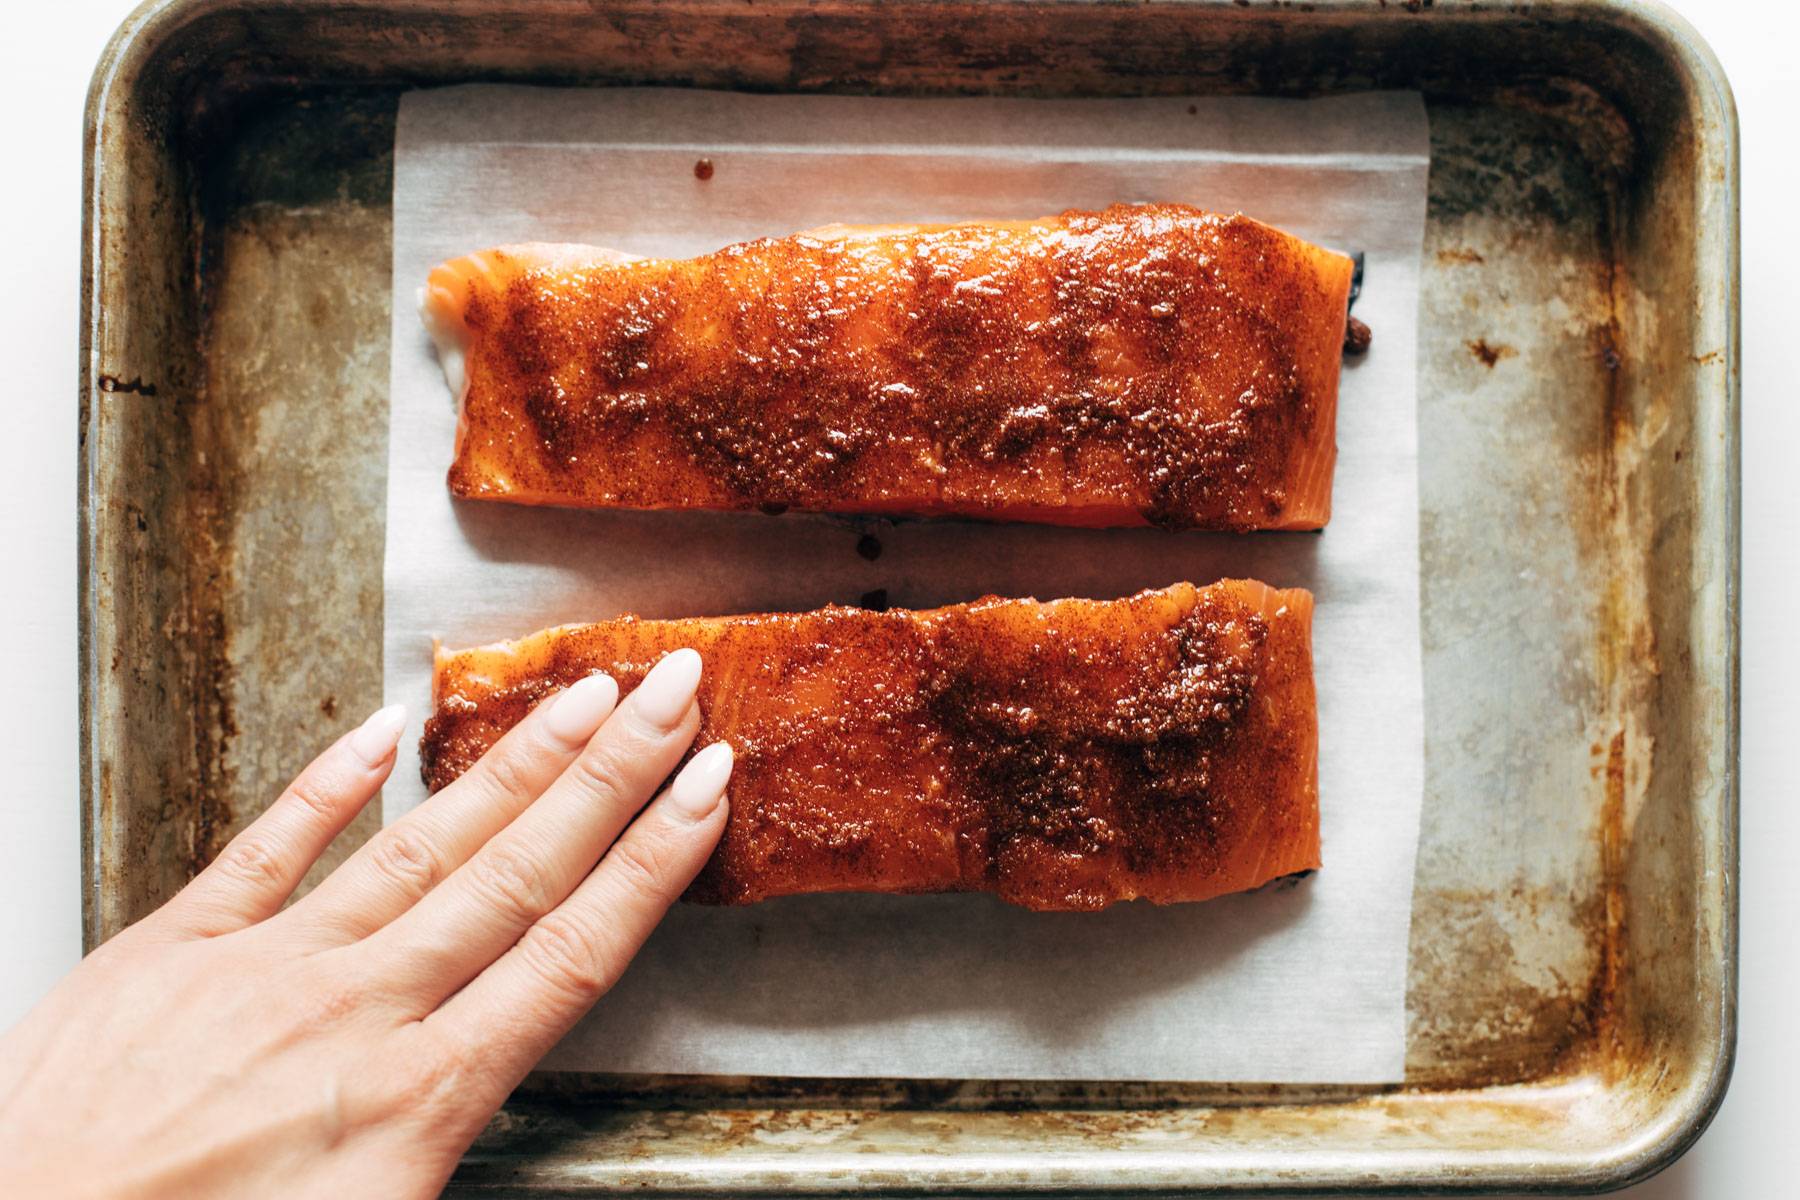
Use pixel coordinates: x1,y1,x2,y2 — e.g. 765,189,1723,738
214,835,289,891
285,775,344,825
370,825,444,899
403,1031,485,1119
478,749,536,805
606,832,676,897
410,1041,467,1103
283,967,376,1036
468,843,556,924
567,741,635,804
306,978,368,1027
521,911,614,1003
572,752,637,805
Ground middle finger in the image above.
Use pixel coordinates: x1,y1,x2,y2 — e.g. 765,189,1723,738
361,648,704,1008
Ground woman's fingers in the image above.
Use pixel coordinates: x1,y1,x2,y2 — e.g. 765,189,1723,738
158,705,407,939
291,673,619,942
429,742,733,1086
364,650,705,1007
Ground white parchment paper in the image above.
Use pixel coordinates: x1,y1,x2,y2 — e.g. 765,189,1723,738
385,85,1429,1083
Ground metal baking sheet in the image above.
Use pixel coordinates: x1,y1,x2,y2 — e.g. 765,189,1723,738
79,0,1738,1193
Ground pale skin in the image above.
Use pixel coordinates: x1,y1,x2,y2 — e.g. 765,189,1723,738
0,648,730,1199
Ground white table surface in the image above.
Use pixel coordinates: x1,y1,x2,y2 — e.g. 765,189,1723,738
1,2,1790,1195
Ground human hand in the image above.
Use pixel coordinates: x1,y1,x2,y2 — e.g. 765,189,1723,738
0,649,730,1199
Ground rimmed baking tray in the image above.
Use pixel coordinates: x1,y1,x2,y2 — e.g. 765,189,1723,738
79,0,1738,1192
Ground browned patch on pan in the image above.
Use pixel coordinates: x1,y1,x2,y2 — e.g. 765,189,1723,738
1466,338,1516,368
1586,730,1630,1067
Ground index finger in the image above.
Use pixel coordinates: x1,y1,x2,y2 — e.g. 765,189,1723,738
289,672,620,943
157,704,406,940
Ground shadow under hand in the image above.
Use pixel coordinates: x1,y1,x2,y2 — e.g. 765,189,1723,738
559,878,1315,1074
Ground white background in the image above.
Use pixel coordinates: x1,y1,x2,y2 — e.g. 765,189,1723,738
0,1,1788,1195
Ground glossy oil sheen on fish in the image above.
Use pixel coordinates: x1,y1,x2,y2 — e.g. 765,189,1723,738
421,581,1321,910
423,204,1354,530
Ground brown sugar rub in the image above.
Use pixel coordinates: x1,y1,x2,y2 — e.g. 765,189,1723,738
422,204,1355,531
421,581,1320,911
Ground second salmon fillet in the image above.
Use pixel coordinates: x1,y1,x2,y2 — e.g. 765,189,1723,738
422,204,1354,530
422,582,1320,911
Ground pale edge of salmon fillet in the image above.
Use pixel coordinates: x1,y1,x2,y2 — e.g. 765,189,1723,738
423,581,1322,911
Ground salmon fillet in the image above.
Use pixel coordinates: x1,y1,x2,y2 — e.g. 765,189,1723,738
421,582,1320,910
422,204,1354,531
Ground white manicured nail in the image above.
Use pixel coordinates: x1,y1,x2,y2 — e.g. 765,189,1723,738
543,673,620,747
668,741,733,818
630,648,703,730
349,704,407,766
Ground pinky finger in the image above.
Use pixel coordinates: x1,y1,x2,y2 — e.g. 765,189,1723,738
427,741,733,1088
159,705,408,939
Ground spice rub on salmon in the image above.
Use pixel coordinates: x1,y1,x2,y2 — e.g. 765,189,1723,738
422,204,1355,531
421,581,1321,911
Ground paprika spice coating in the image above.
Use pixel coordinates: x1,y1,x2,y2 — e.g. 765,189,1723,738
421,205,1354,530
421,581,1321,910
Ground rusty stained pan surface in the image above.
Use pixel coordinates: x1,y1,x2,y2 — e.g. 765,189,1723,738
78,0,1738,1194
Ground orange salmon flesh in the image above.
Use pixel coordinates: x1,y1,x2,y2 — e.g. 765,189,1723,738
422,204,1354,531
421,582,1321,911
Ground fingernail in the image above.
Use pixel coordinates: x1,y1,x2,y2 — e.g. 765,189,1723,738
543,673,619,747
629,648,703,730
349,704,407,766
669,741,733,818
